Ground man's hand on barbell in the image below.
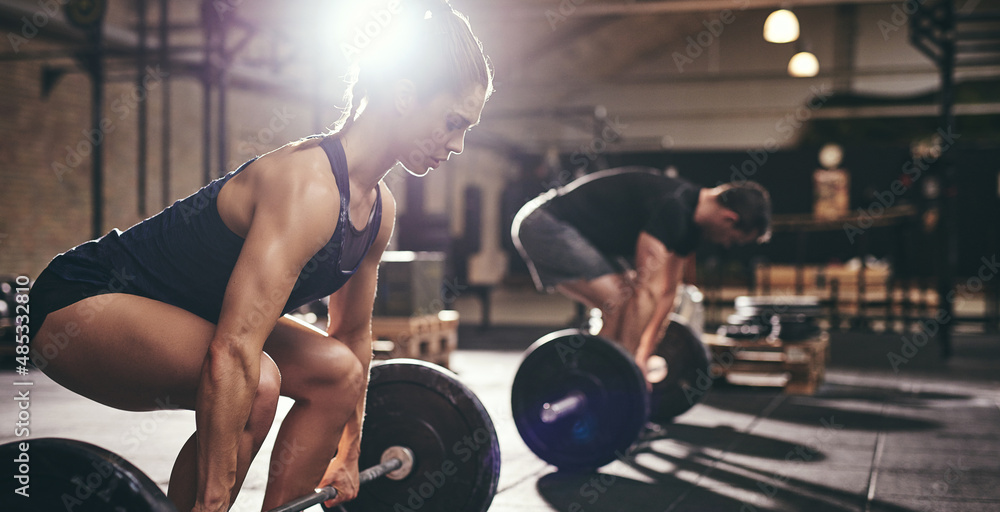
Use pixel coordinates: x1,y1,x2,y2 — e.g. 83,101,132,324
634,348,655,392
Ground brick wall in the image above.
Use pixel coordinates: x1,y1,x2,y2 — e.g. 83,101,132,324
1,57,93,277
0,58,334,280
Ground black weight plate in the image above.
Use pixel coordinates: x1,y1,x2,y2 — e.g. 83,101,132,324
732,311,820,326
1,437,174,512
649,321,712,423
718,323,772,339
726,313,774,326
727,312,814,326
341,360,500,512
511,329,648,470
774,320,822,342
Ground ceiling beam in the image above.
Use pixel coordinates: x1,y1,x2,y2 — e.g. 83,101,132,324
0,0,332,102
478,0,896,19
494,64,980,90
483,101,1000,123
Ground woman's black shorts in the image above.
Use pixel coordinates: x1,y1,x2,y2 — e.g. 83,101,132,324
27,267,116,341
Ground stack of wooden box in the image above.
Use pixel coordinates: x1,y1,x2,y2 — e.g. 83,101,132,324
703,331,830,395
371,310,459,369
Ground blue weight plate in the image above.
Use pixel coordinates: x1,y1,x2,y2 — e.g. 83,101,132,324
511,329,648,470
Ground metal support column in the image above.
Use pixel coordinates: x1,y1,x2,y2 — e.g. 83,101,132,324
217,18,229,178
937,0,957,359
832,4,857,93
201,0,215,184
136,0,148,216
86,27,105,240
159,0,171,207
910,0,967,358
62,0,109,239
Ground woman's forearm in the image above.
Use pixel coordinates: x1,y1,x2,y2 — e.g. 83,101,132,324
193,343,259,511
334,331,374,463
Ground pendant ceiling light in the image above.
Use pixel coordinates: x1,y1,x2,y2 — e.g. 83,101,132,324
764,9,799,43
788,51,819,77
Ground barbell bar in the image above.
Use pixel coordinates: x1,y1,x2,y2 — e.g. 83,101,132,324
266,446,413,512
3,360,501,512
539,391,587,424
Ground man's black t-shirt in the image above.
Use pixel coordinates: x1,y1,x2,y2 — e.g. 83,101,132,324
541,167,702,259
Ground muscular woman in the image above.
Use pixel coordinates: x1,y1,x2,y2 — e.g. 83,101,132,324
28,2,493,510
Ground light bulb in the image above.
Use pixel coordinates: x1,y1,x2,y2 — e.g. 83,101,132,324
788,51,819,77
764,9,799,43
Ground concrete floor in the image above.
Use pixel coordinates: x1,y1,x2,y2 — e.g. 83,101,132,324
2,290,999,512
479,340,1000,512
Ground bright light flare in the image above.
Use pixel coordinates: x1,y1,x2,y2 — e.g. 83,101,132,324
334,0,421,76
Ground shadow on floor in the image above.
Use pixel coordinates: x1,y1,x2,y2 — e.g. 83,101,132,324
702,389,940,432
632,445,922,512
536,470,744,512
535,445,928,512
808,382,991,412
638,423,828,462
811,383,973,404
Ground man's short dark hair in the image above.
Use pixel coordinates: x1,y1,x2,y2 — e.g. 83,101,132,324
716,181,772,243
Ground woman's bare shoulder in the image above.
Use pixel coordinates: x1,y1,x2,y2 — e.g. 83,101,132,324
246,142,339,202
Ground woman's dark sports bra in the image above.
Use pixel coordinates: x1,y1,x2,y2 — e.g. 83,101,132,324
45,136,383,324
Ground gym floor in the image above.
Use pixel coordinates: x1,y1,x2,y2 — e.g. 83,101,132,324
3,288,999,512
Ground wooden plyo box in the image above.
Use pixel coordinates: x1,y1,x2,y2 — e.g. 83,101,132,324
373,251,446,317
703,332,830,395
371,310,459,369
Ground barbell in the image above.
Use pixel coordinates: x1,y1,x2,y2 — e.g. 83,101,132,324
510,316,711,471
2,359,500,512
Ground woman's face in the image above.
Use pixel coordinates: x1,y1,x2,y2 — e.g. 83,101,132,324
395,83,487,176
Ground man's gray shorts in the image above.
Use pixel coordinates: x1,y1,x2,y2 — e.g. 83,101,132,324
511,196,618,292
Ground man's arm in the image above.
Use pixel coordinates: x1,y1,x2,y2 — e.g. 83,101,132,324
320,184,396,501
195,159,338,512
619,232,686,378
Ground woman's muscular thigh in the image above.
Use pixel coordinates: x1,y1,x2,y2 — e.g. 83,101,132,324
263,316,364,403
32,293,219,412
